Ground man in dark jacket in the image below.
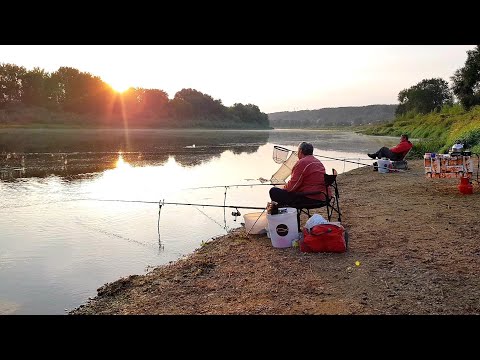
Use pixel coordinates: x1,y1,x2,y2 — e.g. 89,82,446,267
367,134,413,160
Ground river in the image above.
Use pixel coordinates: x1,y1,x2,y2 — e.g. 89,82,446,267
0,128,398,314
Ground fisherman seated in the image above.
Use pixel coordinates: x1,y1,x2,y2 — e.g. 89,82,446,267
367,134,413,161
269,142,329,208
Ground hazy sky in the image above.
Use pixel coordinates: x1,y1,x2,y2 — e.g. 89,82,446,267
0,45,474,113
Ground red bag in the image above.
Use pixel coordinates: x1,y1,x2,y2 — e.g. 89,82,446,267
300,223,347,253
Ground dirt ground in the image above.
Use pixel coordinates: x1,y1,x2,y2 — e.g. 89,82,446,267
70,160,480,315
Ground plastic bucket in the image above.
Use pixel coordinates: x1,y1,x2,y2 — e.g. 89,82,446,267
377,159,391,173
458,177,473,194
266,207,298,248
243,212,268,234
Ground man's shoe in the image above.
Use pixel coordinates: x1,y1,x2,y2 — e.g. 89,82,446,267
367,153,376,159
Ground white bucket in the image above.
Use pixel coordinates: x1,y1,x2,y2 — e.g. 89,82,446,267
266,207,298,248
243,212,267,234
377,159,391,173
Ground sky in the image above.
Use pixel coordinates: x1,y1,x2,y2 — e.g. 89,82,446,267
0,45,475,114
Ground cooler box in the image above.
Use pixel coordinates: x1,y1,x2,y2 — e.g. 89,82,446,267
424,153,473,178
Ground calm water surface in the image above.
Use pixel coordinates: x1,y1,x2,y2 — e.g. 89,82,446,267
0,129,398,314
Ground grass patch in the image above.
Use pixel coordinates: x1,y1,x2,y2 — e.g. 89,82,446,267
359,104,480,158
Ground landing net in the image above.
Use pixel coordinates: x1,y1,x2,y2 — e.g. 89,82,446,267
270,150,298,185
272,146,291,164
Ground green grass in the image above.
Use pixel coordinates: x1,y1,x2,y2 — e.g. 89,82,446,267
359,104,480,158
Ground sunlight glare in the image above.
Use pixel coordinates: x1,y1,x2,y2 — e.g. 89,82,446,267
108,81,131,93
116,153,131,169
85,155,192,203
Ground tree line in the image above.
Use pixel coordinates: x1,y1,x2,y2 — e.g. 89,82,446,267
268,105,396,128
270,46,480,129
395,45,480,116
362,45,480,158
0,64,269,128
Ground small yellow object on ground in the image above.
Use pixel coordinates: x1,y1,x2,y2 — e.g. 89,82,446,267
355,261,361,267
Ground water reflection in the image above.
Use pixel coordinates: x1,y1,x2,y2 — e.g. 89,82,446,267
0,129,400,181
0,129,270,179
115,153,131,169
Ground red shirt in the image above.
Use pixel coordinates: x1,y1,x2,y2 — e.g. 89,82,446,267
284,155,329,201
390,139,413,158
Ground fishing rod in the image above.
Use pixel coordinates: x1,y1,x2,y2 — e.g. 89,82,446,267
313,153,373,167
75,198,267,237
77,198,265,211
273,144,375,168
183,183,285,190
182,158,408,192
313,149,410,172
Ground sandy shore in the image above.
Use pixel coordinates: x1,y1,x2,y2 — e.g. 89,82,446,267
70,160,480,315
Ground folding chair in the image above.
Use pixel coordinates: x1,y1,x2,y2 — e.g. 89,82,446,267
292,169,342,232
391,147,412,170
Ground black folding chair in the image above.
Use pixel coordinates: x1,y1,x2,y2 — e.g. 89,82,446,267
292,169,342,232
391,147,412,170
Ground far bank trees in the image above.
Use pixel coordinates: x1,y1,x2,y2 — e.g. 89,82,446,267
451,45,480,110
395,78,453,116
0,63,269,128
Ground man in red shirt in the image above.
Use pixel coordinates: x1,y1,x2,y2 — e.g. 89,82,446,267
367,134,413,160
269,142,329,207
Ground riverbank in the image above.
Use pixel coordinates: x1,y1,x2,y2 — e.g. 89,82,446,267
70,159,480,315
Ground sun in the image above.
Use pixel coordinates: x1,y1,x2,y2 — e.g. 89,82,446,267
108,80,132,93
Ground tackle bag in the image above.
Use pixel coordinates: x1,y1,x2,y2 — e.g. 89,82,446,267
300,222,347,253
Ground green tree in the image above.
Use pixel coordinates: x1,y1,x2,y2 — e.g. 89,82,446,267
395,78,453,116
229,103,269,126
51,66,82,108
169,97,194,121
52,67,107,113
142,89,169,117
174,88,224,119
20,67,49,106
451,45,480,110
0,63,26,106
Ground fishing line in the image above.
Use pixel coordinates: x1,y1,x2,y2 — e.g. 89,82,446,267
246,208,267,236
193,206,228,231
0,198,91,210
313,153,376,168
75,216,156,250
